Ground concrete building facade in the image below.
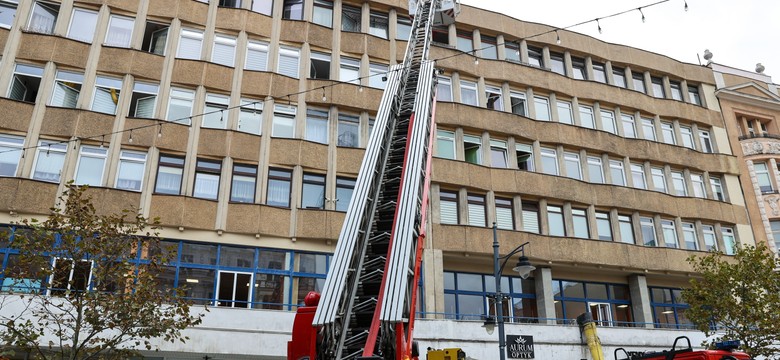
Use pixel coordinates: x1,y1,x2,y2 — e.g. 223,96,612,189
0,0,757,358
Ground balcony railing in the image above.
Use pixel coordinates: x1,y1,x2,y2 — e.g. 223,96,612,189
738,133,780,141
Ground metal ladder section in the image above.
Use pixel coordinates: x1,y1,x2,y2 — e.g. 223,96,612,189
312,0,438,359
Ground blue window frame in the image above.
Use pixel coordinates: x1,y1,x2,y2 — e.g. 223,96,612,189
552,279,633,327
443,271,537,322
649,286,692,329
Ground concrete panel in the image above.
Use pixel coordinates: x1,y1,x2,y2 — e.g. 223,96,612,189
224,203,291,237
147,0,208,24
0,99,34,133
197,128,231,158
340,32,366,55
229,131,262,162
214,7,246,33
307,24,333,50
39,107,115,139
295,209,345,240
240,71,272,97
203,62,234,92
366,35,391,61
268,138,325,170
16,33,90,69
243,12,273,37
149,195,218,230
0,28,8,50
0,178,58,215
171,59,205,87
83,187,142,216
120,118,157,148
97,47,164,81
279,21,307,44
76,0,139,12
304,79,382,112
335,147,364,174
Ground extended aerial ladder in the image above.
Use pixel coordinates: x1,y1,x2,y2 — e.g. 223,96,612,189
287,0,459,359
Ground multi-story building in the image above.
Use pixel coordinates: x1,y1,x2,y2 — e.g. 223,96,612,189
0,0,757,358
711,62,780,255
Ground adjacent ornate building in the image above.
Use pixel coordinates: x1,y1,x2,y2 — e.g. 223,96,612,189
0,0,760,358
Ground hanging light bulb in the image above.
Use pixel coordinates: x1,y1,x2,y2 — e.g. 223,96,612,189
128,130,133,143
322,87,327,101
46,144,50,156
219,109,224,122
100,135,105,148
158,124,163,138
596,19,602,34
555,30,561,45
684,0,689,11
359,85,363,92
474,55,479,65
639,8,645,23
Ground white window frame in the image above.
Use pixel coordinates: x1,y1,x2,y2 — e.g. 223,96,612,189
540,147,558,176
490,139,508,168
31,141,67,183
129,81,158,119
166,87,195,125
642,118,656,141
557,100,573,125
640,216,656,246
681,222,698,250
699,130,713,153
690,173,706,198
339,57,360,85
245,40,269,71
534,96,550,121
202,93,230,129
74,145,107,186
66,8,98,43
436,130,455,159
631,163,646,189
211,34,237,67
272,104,297,138
238,99,263,135
563,151,581,180
621,114,636,138
277,46,300,78
104,14,134,48
579,105,595,129
176,28,204,60
305,107,329,144
702,225,718,251
27,1,59,35
710,176,724,201
671,171,687,196
661,219,678,248
50,70,84,108
369,63,387,89
651,167,667,193
600,110,616,134
680,125,695,149
661,122,676,145
0,134,25,177
115,150,147,191
460,80,478,106
609,160,625,186
510,90,526,116
485,85,503,111
90,75,123,115
463,134,482,165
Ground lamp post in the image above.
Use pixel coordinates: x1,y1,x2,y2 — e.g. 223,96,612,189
483,222,535,360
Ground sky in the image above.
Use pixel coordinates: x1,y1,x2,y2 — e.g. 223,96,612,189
459,0,780,83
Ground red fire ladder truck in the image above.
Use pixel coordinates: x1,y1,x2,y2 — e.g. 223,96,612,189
287,0,459,359
614,336,752,360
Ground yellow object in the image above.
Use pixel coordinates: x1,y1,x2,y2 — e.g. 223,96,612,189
581,321,604,360
426,348,466,360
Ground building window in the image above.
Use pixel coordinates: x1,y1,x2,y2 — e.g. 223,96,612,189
679,126,695,149
335,177,355,212
245,41,269,72
74,146,107,186
549,52,565,76
592,62,606,83
571,208,589,239
632,73,646,93
671,171,687,196
104,14,134,48
211,34,237,67
612,67,626,88
305,108,329,144
467,194,486,227
239,99,263,135
339,57,360,84
369,63,387,89
571,57,586,80
282,0,303,20
505,41,520,62
115,150,146,191
50,258,92,295
642,118,656,141
32,141,66,182
251,0,273,15
609,160,625,186
485,86,503,111
495,197,514,230
690,174,706,198
660,122,676,145
681,222,698,250
309,51,331,80
230,164,257,203
699,130,713,153
301,173,326,209
369,11,388,38
480,35,497,59
203,93,230,129
67,8,98,42
557,100,573,125
587,156,603,183
547,205,565,236
490,140,508,168
754,162,773,193
9,63,44,103
595,212,611,241
142,21,168,55
460,80,478,106
337,113,359,147
90,76,122,115
510,91,526,116
219,0,242,7
310,0,333,27
600,110,616,134
431,26,448,44
0,135,24,176
618,215,634,244
650,287,690,329
439,190,458,225
50,70,83,108
437,76,453,102
651,167,667,193
522,202,540,234
534,96,550,121
177,28,204,60
216,270,253,308
640,217,656,246
670,81,683,101
540,147,558,176
463,134,482,165
579,105,595,129
396,16,412,41
27,1,59,34
444,271,537,322
621,114,636,138
436,130,455,159
710,176,724,201
193,159,221,200
701,225,717,251
564,151,581,180
651,76,664,98
552,280,632,327
341,4,361,32
271,104,296,138
128,81,158,118
267,168,292,207
527,46,543,67
455,30,472,53
630,163,646,189
516,143,533,171
277,46,300,78
661,219,678,248
721,227,736,255
154,155,185,195
688,85,701,105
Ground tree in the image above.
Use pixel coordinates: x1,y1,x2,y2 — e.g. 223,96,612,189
683,243,780,359
0,185,204,359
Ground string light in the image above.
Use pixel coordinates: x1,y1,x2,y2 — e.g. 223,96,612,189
158,123,163,138
219,109,224,122
555,30,561,45
128,130,133,143
100,135,105,148
684,0,688,11
46,144,50,156
322,87,327,101
596,18,602,34
638,7,645,23
359,85,363,93
473,53,479,65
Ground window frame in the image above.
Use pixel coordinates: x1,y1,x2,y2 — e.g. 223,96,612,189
230,163,257,203
115,150,147,191
154,154,185,195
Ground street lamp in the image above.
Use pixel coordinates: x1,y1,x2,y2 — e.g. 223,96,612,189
483,222,535,360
